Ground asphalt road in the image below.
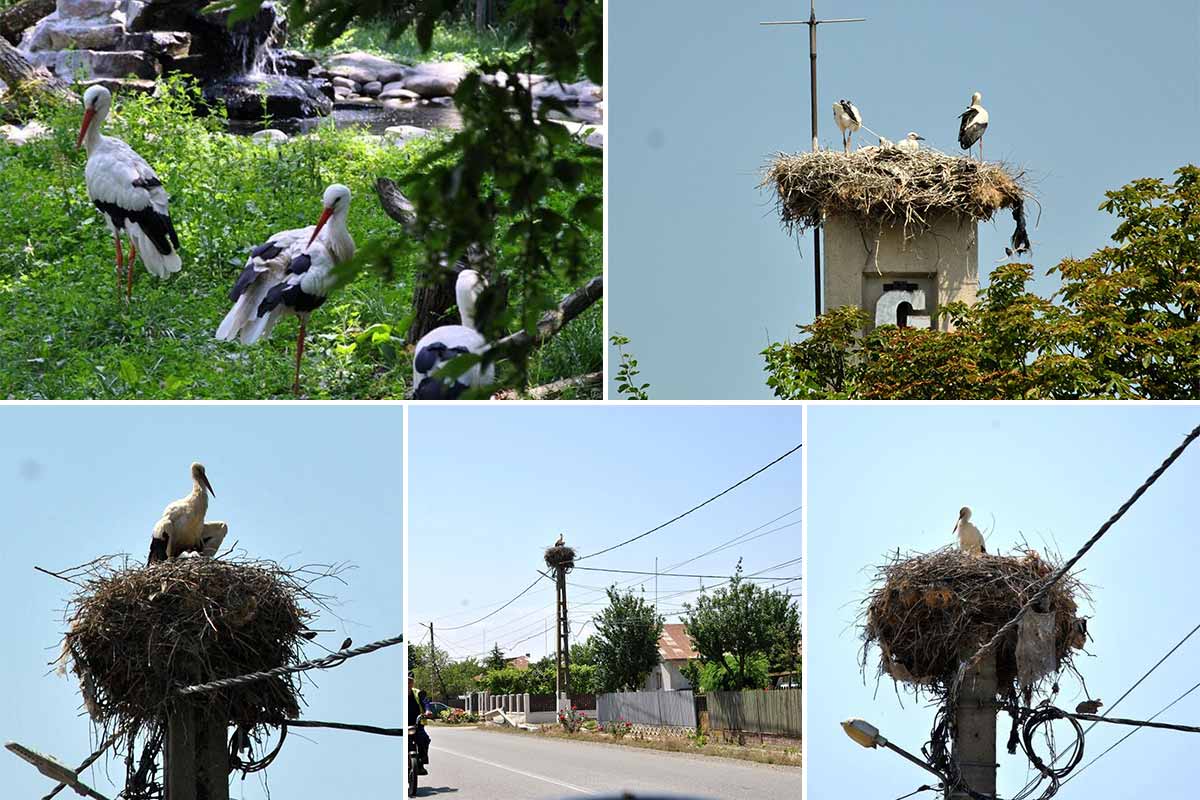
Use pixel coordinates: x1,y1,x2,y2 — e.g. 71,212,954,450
418,727,802,800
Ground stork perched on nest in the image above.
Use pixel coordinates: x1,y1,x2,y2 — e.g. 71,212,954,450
148,462,228,564
953,506,986,555
958,91,989,161
77,85,182,301
895,132,925,153
833,99,862,153
554,533,565,547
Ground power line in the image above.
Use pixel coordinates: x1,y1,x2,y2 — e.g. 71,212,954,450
574,565,801,580
577,442,802,562
436,572,549,631
958,423,1200,682
1063,679,1200,786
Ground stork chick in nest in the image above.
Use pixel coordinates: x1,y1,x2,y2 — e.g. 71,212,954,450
954,506,986,555
148,462,228,564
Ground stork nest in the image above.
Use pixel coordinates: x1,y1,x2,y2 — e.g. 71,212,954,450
861,547,1091,696
544,545,576,573
57,555,339,739
763,146,1028,239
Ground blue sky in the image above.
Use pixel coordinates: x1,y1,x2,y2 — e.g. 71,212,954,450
0,405,402,799
407,405,802,664
807,405,1200,799
608,0,1200,399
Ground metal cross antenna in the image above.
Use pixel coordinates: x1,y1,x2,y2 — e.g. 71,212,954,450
761,1,865,316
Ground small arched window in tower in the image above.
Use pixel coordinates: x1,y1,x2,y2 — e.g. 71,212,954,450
897,302,913,329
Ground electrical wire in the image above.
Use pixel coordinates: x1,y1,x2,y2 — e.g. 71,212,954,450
577,442,802,562
436,572,549,631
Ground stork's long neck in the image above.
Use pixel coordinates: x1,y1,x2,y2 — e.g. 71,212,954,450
322,213,355,264
82,109,106,156
190,479,209,512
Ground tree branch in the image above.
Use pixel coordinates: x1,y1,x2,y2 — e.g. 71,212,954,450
485,276,603,362
493,371,602,400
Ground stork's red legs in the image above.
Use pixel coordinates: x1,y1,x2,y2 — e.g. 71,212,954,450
125,238,137,301
293,320,307,397
113,233,124,298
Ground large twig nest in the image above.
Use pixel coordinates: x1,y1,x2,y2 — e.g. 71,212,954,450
861,547,1090,696
764,146,1028,238
60,556,320,735
544,545,576,573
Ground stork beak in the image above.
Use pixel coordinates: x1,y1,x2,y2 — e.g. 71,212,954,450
76,107,95,149
916,136,926,141
307,207,333,247
200,471,215,497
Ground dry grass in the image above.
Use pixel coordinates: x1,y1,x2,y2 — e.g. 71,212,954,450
861,547,1090,696
57,555,346,744
764,146,1028,238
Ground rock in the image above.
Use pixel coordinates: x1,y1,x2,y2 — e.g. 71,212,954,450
123,30,191,58
0,120,51,146
324,50,408,84
251,128,288,145
360,80,381,97
275,49,318,77
331,75,357,91
381,98,409,111
567,79,602,104
378,86,419,102
81,77,159,95
332,86,351,100
204,74,333,121
132,0,285,77
59,0,121,16
30,50,161,81
383,125,432,145
401,60,467,98
124,0,147,30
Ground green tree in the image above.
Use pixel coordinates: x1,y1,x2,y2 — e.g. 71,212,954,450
485,642,507,672
593,587,664,692
570,636,597,667
682,563,798,691
209,0,603,394
763,167,1200,400
481,665,527,694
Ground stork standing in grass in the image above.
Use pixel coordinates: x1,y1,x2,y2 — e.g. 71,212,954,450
832,99,862,153
148,462,227,564
412,269,495,399
958,91,989,161
77,85,181,301
215,184,355,396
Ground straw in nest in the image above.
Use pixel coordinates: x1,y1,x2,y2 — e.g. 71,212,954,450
544,544,576,573
59,556,323,737
861,547,1090,696
763,146,1028,239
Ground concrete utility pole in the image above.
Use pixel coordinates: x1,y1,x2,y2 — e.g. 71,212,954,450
951,648,998,799
166,703,230,800
761,1,866,317
554,563,571,708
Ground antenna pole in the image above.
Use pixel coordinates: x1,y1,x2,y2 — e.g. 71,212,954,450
761,2,866,320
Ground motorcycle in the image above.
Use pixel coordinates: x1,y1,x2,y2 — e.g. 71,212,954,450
408,725,420,797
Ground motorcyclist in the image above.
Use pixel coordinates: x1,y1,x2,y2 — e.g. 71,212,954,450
408,675,431,775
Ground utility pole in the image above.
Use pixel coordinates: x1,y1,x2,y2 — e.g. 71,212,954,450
761,1,866,318
554,563,571,709
951,648,998,799
165,702,230,800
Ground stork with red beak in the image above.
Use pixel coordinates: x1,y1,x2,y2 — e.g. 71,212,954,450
77,85,181,301
215,184,355,396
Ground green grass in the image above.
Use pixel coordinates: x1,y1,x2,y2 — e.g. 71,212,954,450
296,19,527,66
0,79,600,399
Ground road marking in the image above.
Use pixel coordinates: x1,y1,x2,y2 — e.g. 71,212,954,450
432,744,599,795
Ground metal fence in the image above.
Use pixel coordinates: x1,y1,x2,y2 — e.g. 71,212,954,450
708,689,801,737
597,690,697,729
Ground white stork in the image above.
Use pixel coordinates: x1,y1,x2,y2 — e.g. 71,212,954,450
953,506,986,555
412,269,495,399
895,132,925,153
148,462,227,564
215,184,355,396
832,99,862,153
958,91,989,161
77,85,181,301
